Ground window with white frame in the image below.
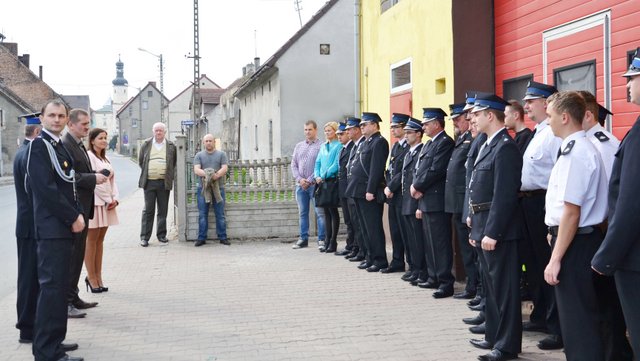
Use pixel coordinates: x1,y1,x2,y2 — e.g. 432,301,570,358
554,60,596,94
390,59,412,93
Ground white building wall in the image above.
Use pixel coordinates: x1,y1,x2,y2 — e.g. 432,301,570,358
238,74,280,161
277,0,355,158
166,77,220,141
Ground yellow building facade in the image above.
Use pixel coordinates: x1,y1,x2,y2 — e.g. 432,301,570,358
360,0,494,139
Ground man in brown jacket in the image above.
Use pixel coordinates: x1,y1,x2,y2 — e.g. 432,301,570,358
138,122,177,247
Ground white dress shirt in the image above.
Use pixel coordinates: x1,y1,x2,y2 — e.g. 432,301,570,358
521,120,562,190
585,124,620,182
544,131,608,227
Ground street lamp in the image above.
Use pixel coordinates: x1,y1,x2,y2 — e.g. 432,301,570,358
138,47,165,123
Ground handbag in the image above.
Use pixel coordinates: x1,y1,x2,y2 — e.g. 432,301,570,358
314,177,340,207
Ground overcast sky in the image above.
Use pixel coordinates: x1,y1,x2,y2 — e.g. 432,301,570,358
1,0,330,108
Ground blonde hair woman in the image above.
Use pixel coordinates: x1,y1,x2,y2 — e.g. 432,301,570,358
314,121,342,253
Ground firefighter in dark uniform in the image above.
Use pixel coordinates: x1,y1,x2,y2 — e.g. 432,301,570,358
399,118,425,283
14,114,42,344
593,47,640,359
445,102,478,300
345,112,389,272
25,100,85,361
335,122,355,256
467,94,522,361
383,113,410,273
411,107,455,298
345,117,366,262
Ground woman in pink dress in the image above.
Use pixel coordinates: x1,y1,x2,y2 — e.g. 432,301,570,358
85,128,119,293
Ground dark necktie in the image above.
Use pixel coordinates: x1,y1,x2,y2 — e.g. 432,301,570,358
79,142,91,164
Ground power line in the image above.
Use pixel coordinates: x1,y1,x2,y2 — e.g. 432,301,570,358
293,0,303,27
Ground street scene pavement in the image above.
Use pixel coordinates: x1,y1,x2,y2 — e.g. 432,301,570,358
0,185,565,361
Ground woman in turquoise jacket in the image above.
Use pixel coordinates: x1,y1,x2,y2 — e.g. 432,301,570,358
314,121,342,253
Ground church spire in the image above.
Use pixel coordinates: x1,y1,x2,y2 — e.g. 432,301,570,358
112,55,128,86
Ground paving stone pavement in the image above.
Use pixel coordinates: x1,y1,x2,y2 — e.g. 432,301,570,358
0,189,566,361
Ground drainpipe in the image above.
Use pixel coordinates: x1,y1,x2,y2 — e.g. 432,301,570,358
354,0,361,116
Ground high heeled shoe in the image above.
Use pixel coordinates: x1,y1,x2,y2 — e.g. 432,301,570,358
99,285,109,292
85,277,102,293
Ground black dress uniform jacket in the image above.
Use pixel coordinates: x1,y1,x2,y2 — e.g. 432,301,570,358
462,133,487,223
468,128,522,242
338,141,354,198
386,140,409,206
593,116,640,274
401,144,423,216
346,132,389,200
15,139,35,239
445,130,473,214
29,133,81,239
412,131,454,212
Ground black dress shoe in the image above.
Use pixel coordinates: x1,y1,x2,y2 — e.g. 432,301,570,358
56,355,84,361
433,288,454,299
410,278,426,286
468,295,482,306
357,262,372,269
61,342,79,352
18,338,32,344
463,313,485,325
469,338,493,350
158,237,168,243
453,290,476,299
194,239,206,247
469,302,485,311
335,249,350,256
220,239,230,246
537,335,563,350
380,265,405,274
418,280,439,289
469,322,486,334
72,299,98,309
522,321,547,333
140,239,149,247
349,255,365,262
400,271,413,281
366,265,383,272
477,349,517,361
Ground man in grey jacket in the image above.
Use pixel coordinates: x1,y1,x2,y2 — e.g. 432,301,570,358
138,122,177,247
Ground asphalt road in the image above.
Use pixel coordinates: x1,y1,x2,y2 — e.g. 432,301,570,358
0,152,140,300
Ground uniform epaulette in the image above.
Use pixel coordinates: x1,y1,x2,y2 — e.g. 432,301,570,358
561,140,575,155
594,131,610,142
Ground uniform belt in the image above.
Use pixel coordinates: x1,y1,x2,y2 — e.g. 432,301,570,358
470,202,492,214
518,189,546,198
548,225,596,237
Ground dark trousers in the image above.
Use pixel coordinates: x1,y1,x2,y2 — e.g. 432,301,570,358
16,237,39,340
451,213,478,293
479,239,522,354
67,217,88,303
340,197,354,250
422,211,454,290
521,194,561,335
388,203,407,269
33,238,72,361
322,206,340,248
347,198,364,256
615,270,640,358
405,214,425,277
473,244,485,299
594,273,634,361
355,198,387,268
552,231,604,361
141,179,171,241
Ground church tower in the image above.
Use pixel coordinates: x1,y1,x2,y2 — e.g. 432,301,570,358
112,55,128,112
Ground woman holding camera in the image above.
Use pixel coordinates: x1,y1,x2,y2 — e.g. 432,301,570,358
85,128,119,293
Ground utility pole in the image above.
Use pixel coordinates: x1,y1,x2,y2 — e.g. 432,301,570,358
294,0,303,27
138,48,165,124
186,0,202,152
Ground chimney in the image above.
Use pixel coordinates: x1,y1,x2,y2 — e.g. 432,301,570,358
39,65,43,80
242,66,247,76
149,81,156,87
18,54,30,68
254,57,260,69
246,63,255,74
